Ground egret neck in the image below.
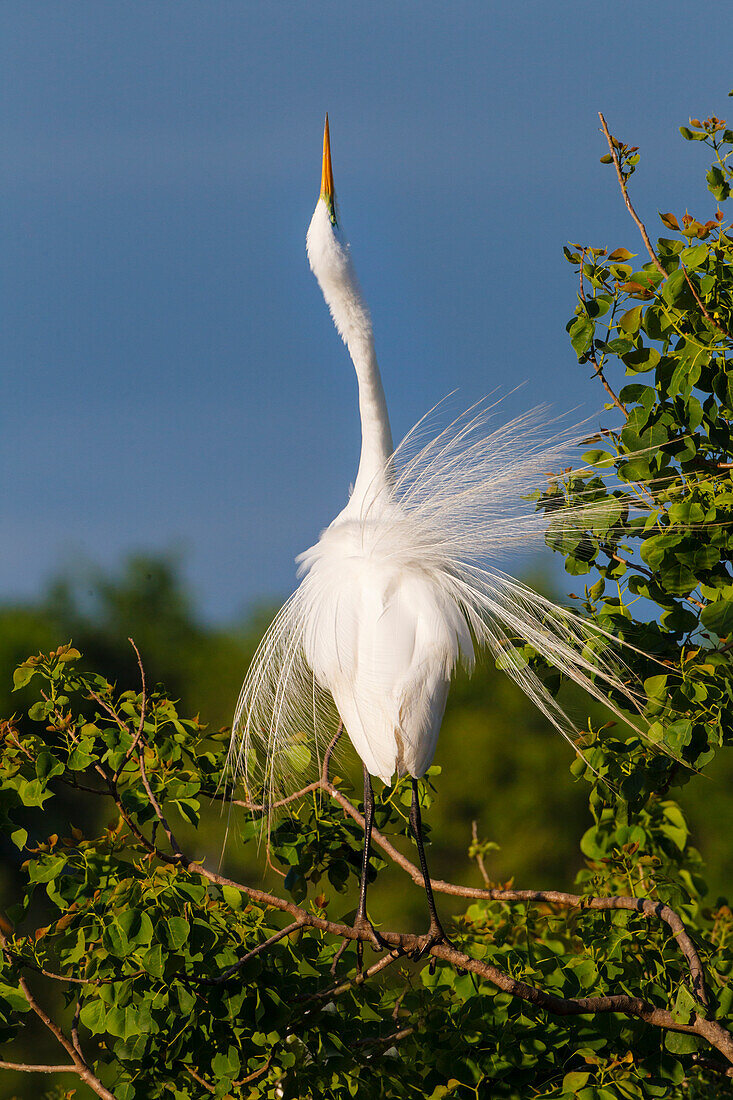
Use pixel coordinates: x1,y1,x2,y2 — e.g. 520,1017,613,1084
306,118,393,514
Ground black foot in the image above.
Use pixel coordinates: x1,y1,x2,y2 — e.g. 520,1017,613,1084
354,915,388,972
409,918,452,961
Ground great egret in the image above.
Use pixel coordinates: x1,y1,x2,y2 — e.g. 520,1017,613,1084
230,117,643,955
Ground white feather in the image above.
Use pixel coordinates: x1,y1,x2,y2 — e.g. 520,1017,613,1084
228,182,649,812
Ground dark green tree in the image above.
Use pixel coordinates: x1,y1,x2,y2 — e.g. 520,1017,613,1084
2,105,733,1099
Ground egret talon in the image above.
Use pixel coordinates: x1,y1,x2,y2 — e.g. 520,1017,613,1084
409,921,451,962
353,915,386,954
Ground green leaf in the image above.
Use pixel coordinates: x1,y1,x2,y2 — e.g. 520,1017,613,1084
671,983,702,1025
701,599,733,636
222,885,243,911
80,998,108,1035
10,828,27,850
67,743,96,771
680,243,708,270
141,943,165,978
28,854,65,883
618,306,642,334
103,917,131,957
662,268,689,306
36,751,64,782
12,664,37,690
569,315,594,357
622,345,660,374
286,742,311,773
167,916,190,950
563,1072,591,1092
665,1029,700,1054
706,165,731,201
118,908,154,947
0,981,31,1013
644,675,667,705
662,803,689,851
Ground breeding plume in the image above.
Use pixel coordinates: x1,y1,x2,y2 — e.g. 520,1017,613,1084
230,117,643,953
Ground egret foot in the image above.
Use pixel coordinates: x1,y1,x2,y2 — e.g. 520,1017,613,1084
409,918,453,961
354,915,387,972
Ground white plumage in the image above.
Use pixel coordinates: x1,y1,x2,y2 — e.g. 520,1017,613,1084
228,118,644,818
296,512,473,784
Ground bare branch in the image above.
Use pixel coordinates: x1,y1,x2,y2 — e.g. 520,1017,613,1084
598,111,731,342
184,1065,216,1093
209,771,710,1009
0,1060,82,1073
113,638,148,779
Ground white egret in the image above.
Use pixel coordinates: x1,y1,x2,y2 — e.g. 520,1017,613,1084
230,117,644,955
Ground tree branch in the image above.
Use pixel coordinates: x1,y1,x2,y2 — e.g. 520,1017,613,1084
598,111,731,342
107,779,733,1068
0,1060,82,1074
224,770,708,1007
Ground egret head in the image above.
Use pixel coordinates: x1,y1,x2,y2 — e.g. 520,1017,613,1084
306,115,373,349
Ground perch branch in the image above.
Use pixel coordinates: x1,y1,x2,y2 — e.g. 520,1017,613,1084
105,780,733,1067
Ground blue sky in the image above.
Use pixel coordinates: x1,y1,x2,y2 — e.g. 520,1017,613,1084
2,2,730,621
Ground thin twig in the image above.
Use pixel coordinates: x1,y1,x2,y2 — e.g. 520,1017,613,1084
598,111,731,341
471,820,491,888
136,743,184,861
681,265,732,341
306,950,400,1004
356,1025,415,1049
598,113,666,280
578,246,627,417
184,1064,216,1093
606,549,705,610
236,1055,273,1086
191,923,300,986
114,638,148,779
321,722,343,784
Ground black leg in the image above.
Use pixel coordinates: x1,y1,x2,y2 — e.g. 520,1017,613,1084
353,766,384,967
356,765,375,925
409,777,448,955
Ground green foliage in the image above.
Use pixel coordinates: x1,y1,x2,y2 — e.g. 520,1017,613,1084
0,648,732,1099
3,108,733,1099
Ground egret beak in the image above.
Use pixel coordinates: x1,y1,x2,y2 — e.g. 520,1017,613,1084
320,114,337,225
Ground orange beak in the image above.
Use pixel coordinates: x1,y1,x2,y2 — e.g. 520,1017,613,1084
320,114,337,224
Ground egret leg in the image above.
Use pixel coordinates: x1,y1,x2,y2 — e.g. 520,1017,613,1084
353,767,385,967
409,777,449,958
